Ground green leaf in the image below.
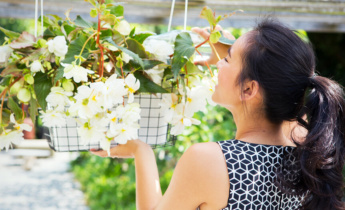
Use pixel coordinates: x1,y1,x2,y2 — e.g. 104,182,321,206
172,32,195,78
7,97,23,121
0,26,20,39
90,8,98,18
210,31,221,43
99,29,113,40
0,75,13,86
54,66,65,83
29,97,38,125
126,38,148,58
131,32,154,44
142,59,164,70
218,30,236,45
200,6,216,27
63,24,76,36
42,16,56,28
1,108,12,125
33,72,53,111
105,37,144,69
134,71,168,93
185,61,203,75
62,33,95,64
43,28,56,39
109,5,124,17
129,27,136,37
74,15,93,29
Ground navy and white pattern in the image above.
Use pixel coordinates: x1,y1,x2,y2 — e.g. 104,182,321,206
217,139,302,210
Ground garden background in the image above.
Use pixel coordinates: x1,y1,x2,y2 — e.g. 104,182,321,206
0,1,344,209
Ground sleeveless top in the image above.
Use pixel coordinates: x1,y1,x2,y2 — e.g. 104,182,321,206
217,139,303,210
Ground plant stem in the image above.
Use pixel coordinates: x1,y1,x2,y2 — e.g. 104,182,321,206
96,12,105,78
0,89,7,125
195,37,209,49
21,103,25,119
78,31,98,65
209,41,221,61
195,48,213,77
184,64,188,86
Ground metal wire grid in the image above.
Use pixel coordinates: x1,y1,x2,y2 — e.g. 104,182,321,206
44,93,176,152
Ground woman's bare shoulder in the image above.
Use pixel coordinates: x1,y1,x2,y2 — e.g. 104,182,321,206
184,142,229,209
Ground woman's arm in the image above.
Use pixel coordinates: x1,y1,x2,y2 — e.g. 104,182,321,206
91,141,229,210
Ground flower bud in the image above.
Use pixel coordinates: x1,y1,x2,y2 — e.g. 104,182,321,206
24,74,34,84
17,88,31,103
116,20,131,36
30,60,44,73
62,79,74,92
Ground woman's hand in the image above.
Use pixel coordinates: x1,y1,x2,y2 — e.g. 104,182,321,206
192,25,235,65
90,139,151,158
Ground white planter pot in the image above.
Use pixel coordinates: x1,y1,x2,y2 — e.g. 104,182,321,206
45,93,175,152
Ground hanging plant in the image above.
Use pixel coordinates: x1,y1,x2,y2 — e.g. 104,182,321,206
0,0,238,153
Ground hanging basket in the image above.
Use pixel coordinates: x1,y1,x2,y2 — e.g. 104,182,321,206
44,93,176,152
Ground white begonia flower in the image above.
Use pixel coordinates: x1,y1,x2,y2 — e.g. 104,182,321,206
62,63,94,83
120,52,132,63
0,45,13,63
145,66,164,84
104,75,127,108
0,130,23,151
46,87,73,111
160,93,179,123
77,121,107,146
40,109,67,127
99,135,113,156
116,20,131,36
69,86,102,119
89,82,107,109
30,60,44,73
10,114,32,132
124,74,140,103
115,103,141,125
47,36,68,57
109,122,139,144
143,39,173,62
185,86,207,114
170,103,200,135
201,76,217,106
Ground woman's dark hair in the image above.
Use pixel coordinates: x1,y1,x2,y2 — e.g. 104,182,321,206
238,19,345,209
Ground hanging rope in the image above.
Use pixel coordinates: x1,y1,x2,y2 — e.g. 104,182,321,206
34,0,38,38
184,0,188,31
34,0,44,38
167,0,175,32
168,0,188,32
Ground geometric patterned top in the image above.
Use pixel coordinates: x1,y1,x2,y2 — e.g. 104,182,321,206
217,139,303,210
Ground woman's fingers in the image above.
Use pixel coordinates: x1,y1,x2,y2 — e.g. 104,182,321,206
90,149,109,157
191,27,210,40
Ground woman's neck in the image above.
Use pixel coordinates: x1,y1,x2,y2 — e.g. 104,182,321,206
231,107,294,147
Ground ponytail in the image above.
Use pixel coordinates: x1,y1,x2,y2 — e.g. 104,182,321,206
294,75,345,210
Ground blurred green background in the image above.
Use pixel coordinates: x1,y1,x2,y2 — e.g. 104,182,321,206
1,17,344,210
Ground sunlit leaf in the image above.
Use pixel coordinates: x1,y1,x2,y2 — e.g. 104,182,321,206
29,97,38,125
33,72,53,111
109,5,124,17
134,71,168,93
200,6,216,27
126,38,148,58
9,32,36,49
74,15,93,29
171,32,195,78
0,26,20,39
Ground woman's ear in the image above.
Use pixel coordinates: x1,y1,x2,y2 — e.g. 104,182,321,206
240,80,260,101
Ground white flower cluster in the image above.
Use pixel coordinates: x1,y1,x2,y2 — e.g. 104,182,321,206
0,114,32,151
41,74,141,154
161,74,218,135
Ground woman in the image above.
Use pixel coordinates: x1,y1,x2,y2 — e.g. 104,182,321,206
91,19,345,210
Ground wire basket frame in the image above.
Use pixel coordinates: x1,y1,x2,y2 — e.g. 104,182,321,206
44,93,176,152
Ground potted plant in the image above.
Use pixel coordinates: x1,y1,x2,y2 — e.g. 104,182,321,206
0,0,236,154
